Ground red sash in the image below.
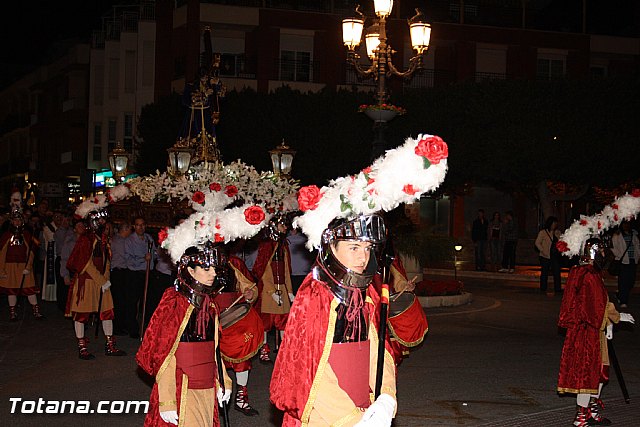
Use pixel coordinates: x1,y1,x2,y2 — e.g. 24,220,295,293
328,340,371,408
175,341,216,389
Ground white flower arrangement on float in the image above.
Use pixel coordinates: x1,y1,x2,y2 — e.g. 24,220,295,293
557,190,640,257
294,134,449,249
124,160,299,213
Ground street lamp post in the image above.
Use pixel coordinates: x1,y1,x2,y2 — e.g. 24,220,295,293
454,243,463,281
342,2,431,160
108,141,130,184
269,139,296,179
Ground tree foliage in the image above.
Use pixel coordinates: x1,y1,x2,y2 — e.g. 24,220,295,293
136,78,640,194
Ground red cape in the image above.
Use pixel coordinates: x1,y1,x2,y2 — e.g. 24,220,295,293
228,255,255,284
137,288,222,427
0,229,36,258
270,271,390,425
557,265,608,394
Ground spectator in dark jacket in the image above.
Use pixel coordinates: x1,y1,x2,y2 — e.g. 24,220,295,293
499,211,518,273
471,209,488,271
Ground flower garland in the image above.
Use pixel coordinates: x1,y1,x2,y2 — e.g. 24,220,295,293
294,134,449,249
125,160,299,213
557,189,640,257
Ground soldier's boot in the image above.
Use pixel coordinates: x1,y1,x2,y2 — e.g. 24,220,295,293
31,304,45,320
9,306,18,322
259,343,271,362
78,337,95,360
104,335,126,356
588,398,612,426
234,385,259,416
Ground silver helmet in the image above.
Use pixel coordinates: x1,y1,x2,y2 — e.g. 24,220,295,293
579,237,610,269
317,213,386,290
175,241,228,308
86,209,109,234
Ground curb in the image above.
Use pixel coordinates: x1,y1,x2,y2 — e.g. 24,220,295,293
418,291,473,308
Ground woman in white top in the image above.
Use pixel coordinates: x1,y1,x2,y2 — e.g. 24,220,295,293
535,216,562,294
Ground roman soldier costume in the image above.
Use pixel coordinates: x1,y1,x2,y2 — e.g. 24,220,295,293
137,241,233,427
271,214,397,426
66,209,125,359
253,215,294,362
214,254,263,416
0,207,43,321
558,238,634,426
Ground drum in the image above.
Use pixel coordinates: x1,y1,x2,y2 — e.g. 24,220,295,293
220,303,251,330
387,292,428,348
219,303,264,363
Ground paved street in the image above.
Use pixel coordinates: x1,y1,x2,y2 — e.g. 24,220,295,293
1,274,638,426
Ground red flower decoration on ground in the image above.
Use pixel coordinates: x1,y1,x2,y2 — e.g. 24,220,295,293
158,227,169,245
214,233,224,243
209,182,222,192
224,185,238,198
415,135,449,165
402,184,418,195
192,191,205,204
244,206,265,225
298,185,322,211
556,241,569,253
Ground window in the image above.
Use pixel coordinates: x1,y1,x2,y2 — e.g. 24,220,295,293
280,50,311,82
123,114,134,152
108,119,117,153
93,124,102,162
537,58,565,80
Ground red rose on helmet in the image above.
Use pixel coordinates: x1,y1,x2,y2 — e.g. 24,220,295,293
209,182,222,192
192,191,205,204
415,135,449,165
556,241,569,253
298,185,322,211
158,227,169,245
214,233,224,243
225,185,238,198
244,206,265,225
632,188,640,197
402,184,418,195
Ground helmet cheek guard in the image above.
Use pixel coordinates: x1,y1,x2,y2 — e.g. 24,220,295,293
175,241,228,307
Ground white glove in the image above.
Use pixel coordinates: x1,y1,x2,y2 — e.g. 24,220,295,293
606,323,613,340
101,280,111,292
354,393,396,427
217,387,231,407
620,313,635,324
159,410,178,425
22,269,30,275
288,292,295,303
271,292,283,305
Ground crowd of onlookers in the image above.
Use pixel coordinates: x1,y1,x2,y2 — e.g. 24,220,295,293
470,207,639,305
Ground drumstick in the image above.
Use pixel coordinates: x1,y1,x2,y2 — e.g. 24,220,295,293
223,283,257,313
391,276,419,302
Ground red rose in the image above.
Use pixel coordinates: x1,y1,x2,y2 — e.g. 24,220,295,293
214,233,224,243
244,206,265,225
362,167,372,175
414,135,449,165
612,204,619,210
298,185,322,212
192,191,205,204
632,188,640,197
93,198,99,204
597,221,602,229
402,184,418,195
579,219,587,226
556,241,569,253
224,185,238,198
158,227,169,245
209,182,222,192
614,214,619,221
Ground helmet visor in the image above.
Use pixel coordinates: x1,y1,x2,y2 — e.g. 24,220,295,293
328,214,386,244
